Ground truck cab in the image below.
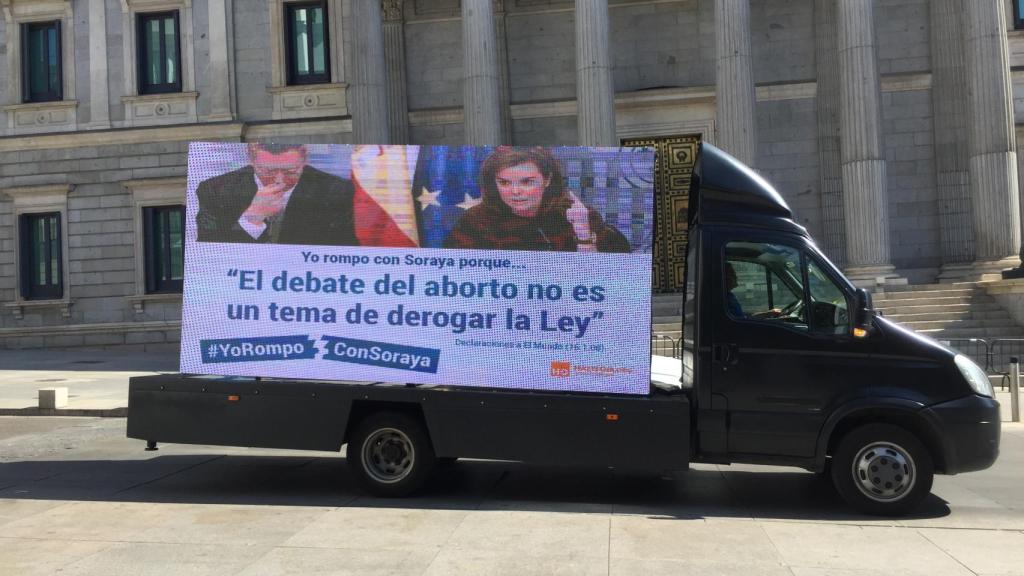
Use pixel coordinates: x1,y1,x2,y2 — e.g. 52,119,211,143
683,143,1001,514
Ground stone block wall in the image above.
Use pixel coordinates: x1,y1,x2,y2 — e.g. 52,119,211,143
875,0,930,75
506,10,577,103
405,20,463,110
882,89,940,273
0,140,190,340
757,98,822,239
751,0,815,85
233,0,273,121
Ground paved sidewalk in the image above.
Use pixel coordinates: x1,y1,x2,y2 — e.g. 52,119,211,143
0,349,178,416
1,348,1023,421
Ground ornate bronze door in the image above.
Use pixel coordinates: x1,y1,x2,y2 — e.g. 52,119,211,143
622,134,700,293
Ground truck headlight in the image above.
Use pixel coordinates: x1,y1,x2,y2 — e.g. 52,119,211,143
954,354,993,398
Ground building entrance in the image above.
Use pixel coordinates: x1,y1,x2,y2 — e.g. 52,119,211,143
622,134,700,294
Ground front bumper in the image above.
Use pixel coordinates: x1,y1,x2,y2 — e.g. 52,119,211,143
921,394,1001,474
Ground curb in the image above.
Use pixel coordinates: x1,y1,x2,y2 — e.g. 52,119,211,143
0,407,127,417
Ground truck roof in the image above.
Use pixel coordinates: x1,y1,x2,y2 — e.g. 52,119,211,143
691,142,803,234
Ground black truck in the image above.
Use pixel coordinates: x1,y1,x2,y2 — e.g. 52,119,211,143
128,143,1000,515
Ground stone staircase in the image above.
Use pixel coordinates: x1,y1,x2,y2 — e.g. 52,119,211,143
648,285,1024,371
873,282,1024,374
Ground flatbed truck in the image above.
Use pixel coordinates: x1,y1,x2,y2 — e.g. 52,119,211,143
128,143,1001,515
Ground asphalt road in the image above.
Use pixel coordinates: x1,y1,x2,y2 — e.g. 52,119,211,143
1,417,1022,575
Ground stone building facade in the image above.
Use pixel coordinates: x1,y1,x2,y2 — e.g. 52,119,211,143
0,0,1023,348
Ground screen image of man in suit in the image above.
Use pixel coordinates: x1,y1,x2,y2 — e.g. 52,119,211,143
195,143,359,245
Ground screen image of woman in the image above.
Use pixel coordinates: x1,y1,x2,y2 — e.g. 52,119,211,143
442,146,631,253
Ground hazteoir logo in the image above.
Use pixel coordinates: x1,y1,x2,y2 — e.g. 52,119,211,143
550,361,571,377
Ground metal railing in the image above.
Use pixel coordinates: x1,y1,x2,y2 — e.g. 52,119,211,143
938,338,993,373
937,337,1024,391
651,333,679,358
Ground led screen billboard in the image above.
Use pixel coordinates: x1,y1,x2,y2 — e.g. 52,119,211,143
181,143,655,394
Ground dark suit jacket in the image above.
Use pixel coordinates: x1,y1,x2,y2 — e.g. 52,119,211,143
195,165,359,246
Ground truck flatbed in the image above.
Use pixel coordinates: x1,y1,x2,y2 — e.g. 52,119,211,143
128,358,691,472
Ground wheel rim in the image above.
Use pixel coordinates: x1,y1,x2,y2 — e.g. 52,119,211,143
851,441,916,502
361,427,415,485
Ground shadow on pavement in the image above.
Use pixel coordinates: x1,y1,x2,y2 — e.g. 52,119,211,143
0,349,179,373
0,454,951,521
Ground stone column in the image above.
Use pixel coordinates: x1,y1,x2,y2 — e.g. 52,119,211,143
715,0,757,167
207,0,233,121
963,0,1022,277
575,0,616,146
382,0,409,144
87,0,110,129
814,0,845,267
932,0,975,280
350,0,389,143
836,0,900,284
462,0,503,145
494,0,513,142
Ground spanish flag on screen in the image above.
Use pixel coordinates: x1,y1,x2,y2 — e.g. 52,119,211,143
350,145,420,248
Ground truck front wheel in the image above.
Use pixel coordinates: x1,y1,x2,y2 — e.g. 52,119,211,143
831,423,933,516
346,412,436,497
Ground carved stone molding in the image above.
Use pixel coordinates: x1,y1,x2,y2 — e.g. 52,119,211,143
122,93,199,127
382,0,403,21
269,84,349,120
3,101,79,135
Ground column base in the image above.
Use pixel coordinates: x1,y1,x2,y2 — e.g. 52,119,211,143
843,265,908,291
936,262,977,283
937,257,1021,282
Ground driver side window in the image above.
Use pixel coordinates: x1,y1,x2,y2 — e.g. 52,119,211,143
724,242,807,330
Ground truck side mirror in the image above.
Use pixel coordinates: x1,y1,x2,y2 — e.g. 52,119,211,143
852,288,875,338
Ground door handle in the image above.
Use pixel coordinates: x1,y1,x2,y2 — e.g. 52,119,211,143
713,343,739,366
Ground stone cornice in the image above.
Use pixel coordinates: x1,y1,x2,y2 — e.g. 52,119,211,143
1,183,73,203
0,122,244,153
122,177,187,191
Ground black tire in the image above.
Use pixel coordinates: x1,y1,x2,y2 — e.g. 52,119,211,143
346,411,436,497
830,423,934,516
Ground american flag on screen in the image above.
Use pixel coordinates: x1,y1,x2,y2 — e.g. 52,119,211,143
412,146,491,248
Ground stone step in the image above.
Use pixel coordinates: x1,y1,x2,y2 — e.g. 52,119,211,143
878,282,981,293
897,318,1020,331
652,316,683,325
874,289,978,302
875,303,1005,316
917,327,1024,338
875,295,977,307
883,310,1005,322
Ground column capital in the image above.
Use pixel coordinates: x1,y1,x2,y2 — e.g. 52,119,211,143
381,0,403,22
492,0,505,12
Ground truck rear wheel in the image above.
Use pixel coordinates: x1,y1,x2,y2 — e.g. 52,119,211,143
831,423,933,516
346,412,436,497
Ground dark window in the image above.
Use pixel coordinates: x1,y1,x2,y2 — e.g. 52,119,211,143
19,213,63,300
144,206,185,293
137,11,182,94
1016,1,1024,29
286,1,330,85
21,21,62,103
